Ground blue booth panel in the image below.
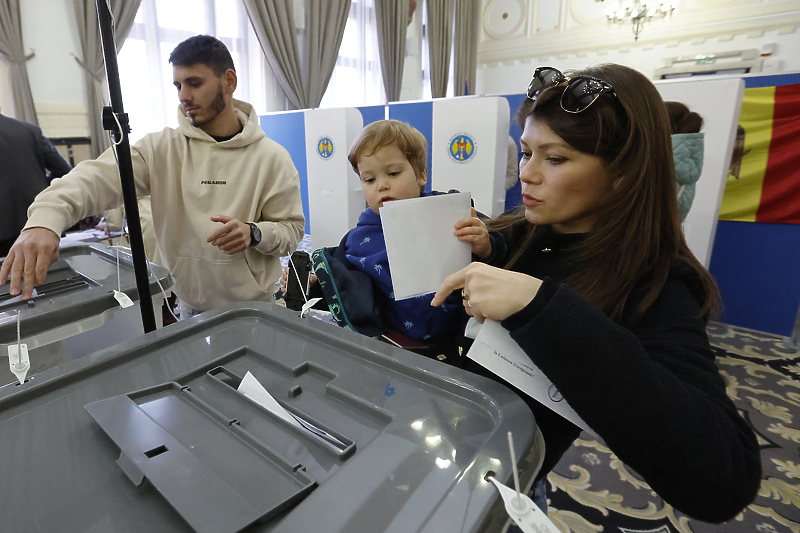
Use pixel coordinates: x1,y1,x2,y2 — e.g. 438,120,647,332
389,101,433,193
260,112,310,234
710,220,800,336
357,105,386,128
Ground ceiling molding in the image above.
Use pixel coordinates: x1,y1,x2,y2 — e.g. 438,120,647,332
482,0,528,40
479,0,800,64
566,0,608,27
478,11,800,66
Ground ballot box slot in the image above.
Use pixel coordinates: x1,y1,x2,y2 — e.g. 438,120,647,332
203,365,357,459
0,265,99,307
172,345,394,438
85,382,317,533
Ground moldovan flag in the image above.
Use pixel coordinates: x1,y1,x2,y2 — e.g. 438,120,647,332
719,83,800,223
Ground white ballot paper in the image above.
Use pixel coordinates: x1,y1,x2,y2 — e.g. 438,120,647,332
379,192,471,300
467,320,593,434
237,371,303,430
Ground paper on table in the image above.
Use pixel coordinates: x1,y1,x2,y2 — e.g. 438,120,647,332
379,192,472,300
467,320,592,434
237,371,302,429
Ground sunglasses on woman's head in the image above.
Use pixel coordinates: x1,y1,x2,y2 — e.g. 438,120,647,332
526,66,618,114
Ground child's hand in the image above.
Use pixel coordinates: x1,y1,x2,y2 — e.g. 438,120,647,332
279,266,290,291
280,265,317,291
455,208,491,260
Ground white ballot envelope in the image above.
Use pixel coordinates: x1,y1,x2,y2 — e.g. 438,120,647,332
467,319,593,434
379,192,472,300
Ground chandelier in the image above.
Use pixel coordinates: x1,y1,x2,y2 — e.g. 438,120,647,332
604,1,675,41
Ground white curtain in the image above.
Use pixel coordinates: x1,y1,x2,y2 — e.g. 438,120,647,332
117,0,278,144
319,0,384,108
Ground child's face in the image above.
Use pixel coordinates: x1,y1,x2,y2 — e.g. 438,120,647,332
358,144,427,214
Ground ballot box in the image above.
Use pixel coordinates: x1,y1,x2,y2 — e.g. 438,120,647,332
0,302,542,533
0,243,173,385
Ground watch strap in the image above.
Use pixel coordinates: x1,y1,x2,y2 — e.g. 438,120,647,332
248,222,261,247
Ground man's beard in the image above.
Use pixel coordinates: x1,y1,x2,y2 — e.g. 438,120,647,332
188,83,226,127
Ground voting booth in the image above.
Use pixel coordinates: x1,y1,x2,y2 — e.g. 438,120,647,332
430,97,510,218
260,96,513,250
263,82,740,267
0,302,543,532
303,108,366,250
0,243,173,386
385,98,510,217
654,77,745,268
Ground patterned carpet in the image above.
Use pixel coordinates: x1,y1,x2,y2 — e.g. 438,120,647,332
544,322,800,533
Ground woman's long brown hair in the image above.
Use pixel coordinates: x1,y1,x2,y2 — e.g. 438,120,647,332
495,64,719,323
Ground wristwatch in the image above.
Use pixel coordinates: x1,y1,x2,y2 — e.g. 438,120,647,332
248,222,262,247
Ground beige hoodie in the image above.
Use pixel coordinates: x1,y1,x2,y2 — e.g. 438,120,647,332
25,100,305,311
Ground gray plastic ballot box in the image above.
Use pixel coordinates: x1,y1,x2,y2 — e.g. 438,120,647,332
0,302,543,533
0,243,173,385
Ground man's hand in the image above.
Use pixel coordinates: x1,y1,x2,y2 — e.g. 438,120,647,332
0,228,61,299
207,215,250,255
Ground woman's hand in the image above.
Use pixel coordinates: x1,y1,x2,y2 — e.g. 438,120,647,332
455,208,491,259
431,262,542,323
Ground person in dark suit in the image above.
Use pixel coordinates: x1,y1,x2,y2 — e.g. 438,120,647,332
0,109,72,257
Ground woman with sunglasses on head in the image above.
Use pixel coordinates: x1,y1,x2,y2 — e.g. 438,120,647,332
437,64,760,521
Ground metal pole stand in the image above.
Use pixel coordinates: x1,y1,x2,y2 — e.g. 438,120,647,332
96,0,157,334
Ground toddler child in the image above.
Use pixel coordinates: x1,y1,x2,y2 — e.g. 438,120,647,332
310,119,489,343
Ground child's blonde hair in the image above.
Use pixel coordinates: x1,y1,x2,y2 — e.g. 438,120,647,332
348,120,428,189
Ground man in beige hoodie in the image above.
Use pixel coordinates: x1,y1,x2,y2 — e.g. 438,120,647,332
0,35,305,315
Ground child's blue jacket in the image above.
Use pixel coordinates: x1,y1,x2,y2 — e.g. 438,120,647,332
310,193,463,342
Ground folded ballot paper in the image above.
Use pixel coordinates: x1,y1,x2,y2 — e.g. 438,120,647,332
238,371,349,450
238,371,303,429
379,192,472,300
467,319,593,434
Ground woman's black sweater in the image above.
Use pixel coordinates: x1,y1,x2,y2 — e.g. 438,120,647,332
467,223,760,523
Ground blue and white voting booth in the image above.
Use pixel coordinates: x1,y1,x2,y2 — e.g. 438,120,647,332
263,83,741,271
303,108,365,250
430,97,510,217
262,97,512,250
654,77,745,268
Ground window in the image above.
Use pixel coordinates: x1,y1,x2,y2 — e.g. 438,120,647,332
318,0,385,109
